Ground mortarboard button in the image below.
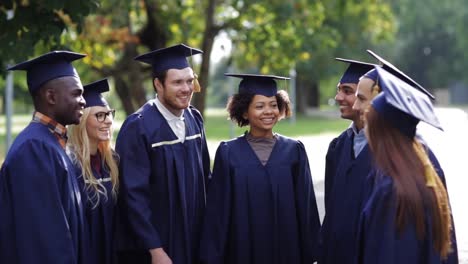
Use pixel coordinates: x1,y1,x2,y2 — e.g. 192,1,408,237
225,73,290,97
7,50,86,94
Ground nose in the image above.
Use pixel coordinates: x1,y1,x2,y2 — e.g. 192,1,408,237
335,91,344,102
79,95,86,108
352,100,359,111
104,114,113,124
182,82,193,93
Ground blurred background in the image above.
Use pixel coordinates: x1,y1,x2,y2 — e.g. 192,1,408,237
0,0,467,262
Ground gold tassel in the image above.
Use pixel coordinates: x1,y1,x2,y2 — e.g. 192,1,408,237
194,73,201,93
413,142,452,258
413,142,436,187
371,83,381,97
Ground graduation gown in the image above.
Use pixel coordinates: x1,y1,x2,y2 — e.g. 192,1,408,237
0,122,86,264
76,157,115,264
115,101,210,264
320,130,373,264
356,146,458,264
199,135,321,264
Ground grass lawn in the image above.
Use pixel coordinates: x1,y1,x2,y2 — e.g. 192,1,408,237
1,109,348,163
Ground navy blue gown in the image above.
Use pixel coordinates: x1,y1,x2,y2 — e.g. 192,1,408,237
356,146,458,264
199,135,321,264
76,154,115,264
0,122,86,264
115,101,211,264
320,130,373,264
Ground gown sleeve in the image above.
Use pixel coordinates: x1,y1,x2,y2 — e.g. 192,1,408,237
199,142,232,264
116,118,161,250
294,141,321,262
324,137,339,212
0,140,76,264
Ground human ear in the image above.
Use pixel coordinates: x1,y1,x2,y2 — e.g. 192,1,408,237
44,87,57,105
154,78,164,93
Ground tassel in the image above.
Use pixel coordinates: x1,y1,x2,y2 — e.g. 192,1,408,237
413,142,436,187
371,83,381,97
413,141,452,258
424,164,437,187
194,73,201,93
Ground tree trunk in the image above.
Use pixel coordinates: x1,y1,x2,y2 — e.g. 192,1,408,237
296,73,320,113
113,42,147,115
192,0,218,117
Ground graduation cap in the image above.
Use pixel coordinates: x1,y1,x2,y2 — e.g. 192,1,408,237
335,58,376,84
83,79,110,108
225,73,290,97
362,68,379,82
371,67,442,138
367,50,435,100
7,50,86,94
134,43,203,73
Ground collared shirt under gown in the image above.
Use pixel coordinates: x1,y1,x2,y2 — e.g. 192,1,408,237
115,100,211,264
0,122,86,264
199,134,321,264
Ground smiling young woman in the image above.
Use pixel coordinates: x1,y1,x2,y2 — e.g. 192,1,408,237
199,73,321,264
67,79,119,264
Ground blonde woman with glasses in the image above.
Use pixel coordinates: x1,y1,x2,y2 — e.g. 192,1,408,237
67,78,119,264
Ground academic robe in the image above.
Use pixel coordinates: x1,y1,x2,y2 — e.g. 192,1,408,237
0,122,86,264
199,135,321,264
355,146,458,264
320,130,373,264
75,157,115,264
115,101,211,264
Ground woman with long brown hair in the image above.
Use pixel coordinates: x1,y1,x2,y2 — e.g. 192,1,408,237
357,67,458,263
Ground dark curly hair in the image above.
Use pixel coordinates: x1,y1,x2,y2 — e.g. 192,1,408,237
226,90,292,127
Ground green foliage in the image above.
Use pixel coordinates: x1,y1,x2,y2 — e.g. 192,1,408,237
0,1,99,71
387,0,468,88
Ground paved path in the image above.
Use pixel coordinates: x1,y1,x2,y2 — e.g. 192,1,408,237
207,107,467,263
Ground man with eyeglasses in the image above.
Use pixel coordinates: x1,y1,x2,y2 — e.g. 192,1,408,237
115,44,211,264
0,51,87,264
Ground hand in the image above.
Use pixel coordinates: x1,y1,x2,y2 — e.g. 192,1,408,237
149,248,172,264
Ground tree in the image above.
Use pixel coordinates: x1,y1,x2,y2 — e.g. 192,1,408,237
0,1,97,113
1,0,398,116
388,0,468,89
0,0,98,69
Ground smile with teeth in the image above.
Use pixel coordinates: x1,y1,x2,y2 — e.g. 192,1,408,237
261,117,275,123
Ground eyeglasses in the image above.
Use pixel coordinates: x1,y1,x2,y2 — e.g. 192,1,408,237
94,109,116,123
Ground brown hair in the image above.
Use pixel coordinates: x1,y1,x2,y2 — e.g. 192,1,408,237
366,107,452,258
226,90,292,127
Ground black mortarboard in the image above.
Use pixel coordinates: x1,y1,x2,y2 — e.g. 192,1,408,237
83,79,110,108
225,73,290,97
7,50,86,94
371,67,442,138
367,49,435,100
335,58,376,84
134,43,203,73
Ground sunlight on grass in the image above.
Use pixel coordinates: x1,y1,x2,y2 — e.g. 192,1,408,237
1,109,348,163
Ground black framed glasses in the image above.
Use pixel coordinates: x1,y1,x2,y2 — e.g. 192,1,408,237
94,109,116,123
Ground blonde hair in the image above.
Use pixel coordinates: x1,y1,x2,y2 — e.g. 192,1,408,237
67,107,119,208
